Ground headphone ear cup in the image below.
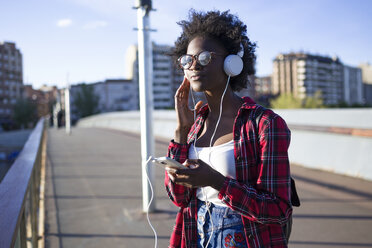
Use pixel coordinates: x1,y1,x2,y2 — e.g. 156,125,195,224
224,55,243,77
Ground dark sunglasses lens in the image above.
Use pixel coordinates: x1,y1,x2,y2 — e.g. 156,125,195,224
179,55,192,69
198,51,211,66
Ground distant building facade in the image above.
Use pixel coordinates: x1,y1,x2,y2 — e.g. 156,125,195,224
273,53,346,105
343,65,363,105
255,76,272,96
125,43,183,109
68,79,138,123
236,75,256,100
23,85,58,118
247,75,272,106
0,42,23,128
359,63,372,105
272,52,364,106
93,79,138,112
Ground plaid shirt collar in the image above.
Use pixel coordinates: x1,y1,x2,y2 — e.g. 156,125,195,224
187,96,257,144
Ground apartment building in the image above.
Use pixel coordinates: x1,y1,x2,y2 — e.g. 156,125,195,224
0,42,23,128
93,79,138,112
359,63,372,105
343,65,363,105
236,75,256,100
23,85,58,118
125,43,183,109
68,79,137,123
273,52,363,105
254,76,272,96
273,53,344,105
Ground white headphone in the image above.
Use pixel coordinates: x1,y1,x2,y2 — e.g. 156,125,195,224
223,43,244,77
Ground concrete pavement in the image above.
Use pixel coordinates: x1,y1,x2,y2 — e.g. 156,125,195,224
45,127,372,248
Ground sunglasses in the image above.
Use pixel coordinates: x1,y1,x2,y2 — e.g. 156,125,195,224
177,51,224,70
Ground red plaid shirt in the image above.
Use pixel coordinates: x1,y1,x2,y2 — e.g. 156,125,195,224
165,97,292,248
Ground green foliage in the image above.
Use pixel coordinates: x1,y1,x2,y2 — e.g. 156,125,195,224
270,90,370,109
350,103,371,108
12,98,38,128
303,90,324,109
270,90,325,109
72,84,100,118
326,101,349,108
270,94,302,109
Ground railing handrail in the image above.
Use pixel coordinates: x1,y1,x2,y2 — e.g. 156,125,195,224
0,118,46,248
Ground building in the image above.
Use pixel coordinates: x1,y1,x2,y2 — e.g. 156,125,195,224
68,79,138,123
255,76,272,96
272,52,363,105
246,75,272,106
359,63,372,84
125,43,183,109
0,42,23,128
93,79,138,112
343,65,363,105
236,75,256,100
23,85,58,118
359,63,372,105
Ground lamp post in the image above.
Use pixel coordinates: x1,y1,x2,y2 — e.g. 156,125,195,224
65,84,71,135
134,0,155,213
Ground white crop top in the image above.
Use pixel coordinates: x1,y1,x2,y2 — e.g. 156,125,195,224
188,140,236,206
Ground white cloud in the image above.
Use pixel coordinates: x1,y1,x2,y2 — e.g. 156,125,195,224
83,21,108,29
57,19,73,28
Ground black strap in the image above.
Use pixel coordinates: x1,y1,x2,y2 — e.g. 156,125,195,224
255,106,300,207
290,178,300,207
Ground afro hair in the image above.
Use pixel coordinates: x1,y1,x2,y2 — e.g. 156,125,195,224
171,9,257,92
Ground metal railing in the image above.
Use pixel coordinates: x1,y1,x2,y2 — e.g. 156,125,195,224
0,118,47,248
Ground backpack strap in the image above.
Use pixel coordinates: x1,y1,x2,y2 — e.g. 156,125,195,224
254,105,300,207
254,105,266,131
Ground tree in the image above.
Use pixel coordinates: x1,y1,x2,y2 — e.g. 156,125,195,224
12,98,38,128
303,90,324,108
270,94,302,109
72,84,100,118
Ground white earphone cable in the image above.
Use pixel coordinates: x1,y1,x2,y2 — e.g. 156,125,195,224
190,75,231,248
209,76,231,156
190,87,214,248
145,156,158,248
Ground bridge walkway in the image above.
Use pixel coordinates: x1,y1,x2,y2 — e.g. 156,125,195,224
45,127,372,248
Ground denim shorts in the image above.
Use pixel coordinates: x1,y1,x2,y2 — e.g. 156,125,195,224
197,200,248,248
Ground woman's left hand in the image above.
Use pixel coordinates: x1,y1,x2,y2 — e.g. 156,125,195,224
166,159,226,190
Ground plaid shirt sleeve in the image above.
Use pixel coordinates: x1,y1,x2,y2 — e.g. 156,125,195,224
164,140,193,208
218,113,292,225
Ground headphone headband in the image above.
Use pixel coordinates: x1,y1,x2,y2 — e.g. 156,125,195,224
237,43,244,58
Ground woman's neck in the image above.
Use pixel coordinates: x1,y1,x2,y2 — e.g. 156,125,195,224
204,87,243,120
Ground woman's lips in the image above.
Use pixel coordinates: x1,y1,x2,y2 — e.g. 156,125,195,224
190,73,204,80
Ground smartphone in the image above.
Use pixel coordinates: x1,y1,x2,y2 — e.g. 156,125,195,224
151,157,188,169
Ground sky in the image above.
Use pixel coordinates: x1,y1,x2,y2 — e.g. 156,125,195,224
1,0,371,88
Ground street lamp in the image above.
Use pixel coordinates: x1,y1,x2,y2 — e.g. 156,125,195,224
134,0,155,213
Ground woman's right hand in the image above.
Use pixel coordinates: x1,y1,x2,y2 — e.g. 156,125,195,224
174,77,203,144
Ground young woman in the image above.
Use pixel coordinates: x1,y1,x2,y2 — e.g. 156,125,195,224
165,10,292,248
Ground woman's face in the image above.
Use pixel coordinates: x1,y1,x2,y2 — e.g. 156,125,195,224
184,36,228,93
